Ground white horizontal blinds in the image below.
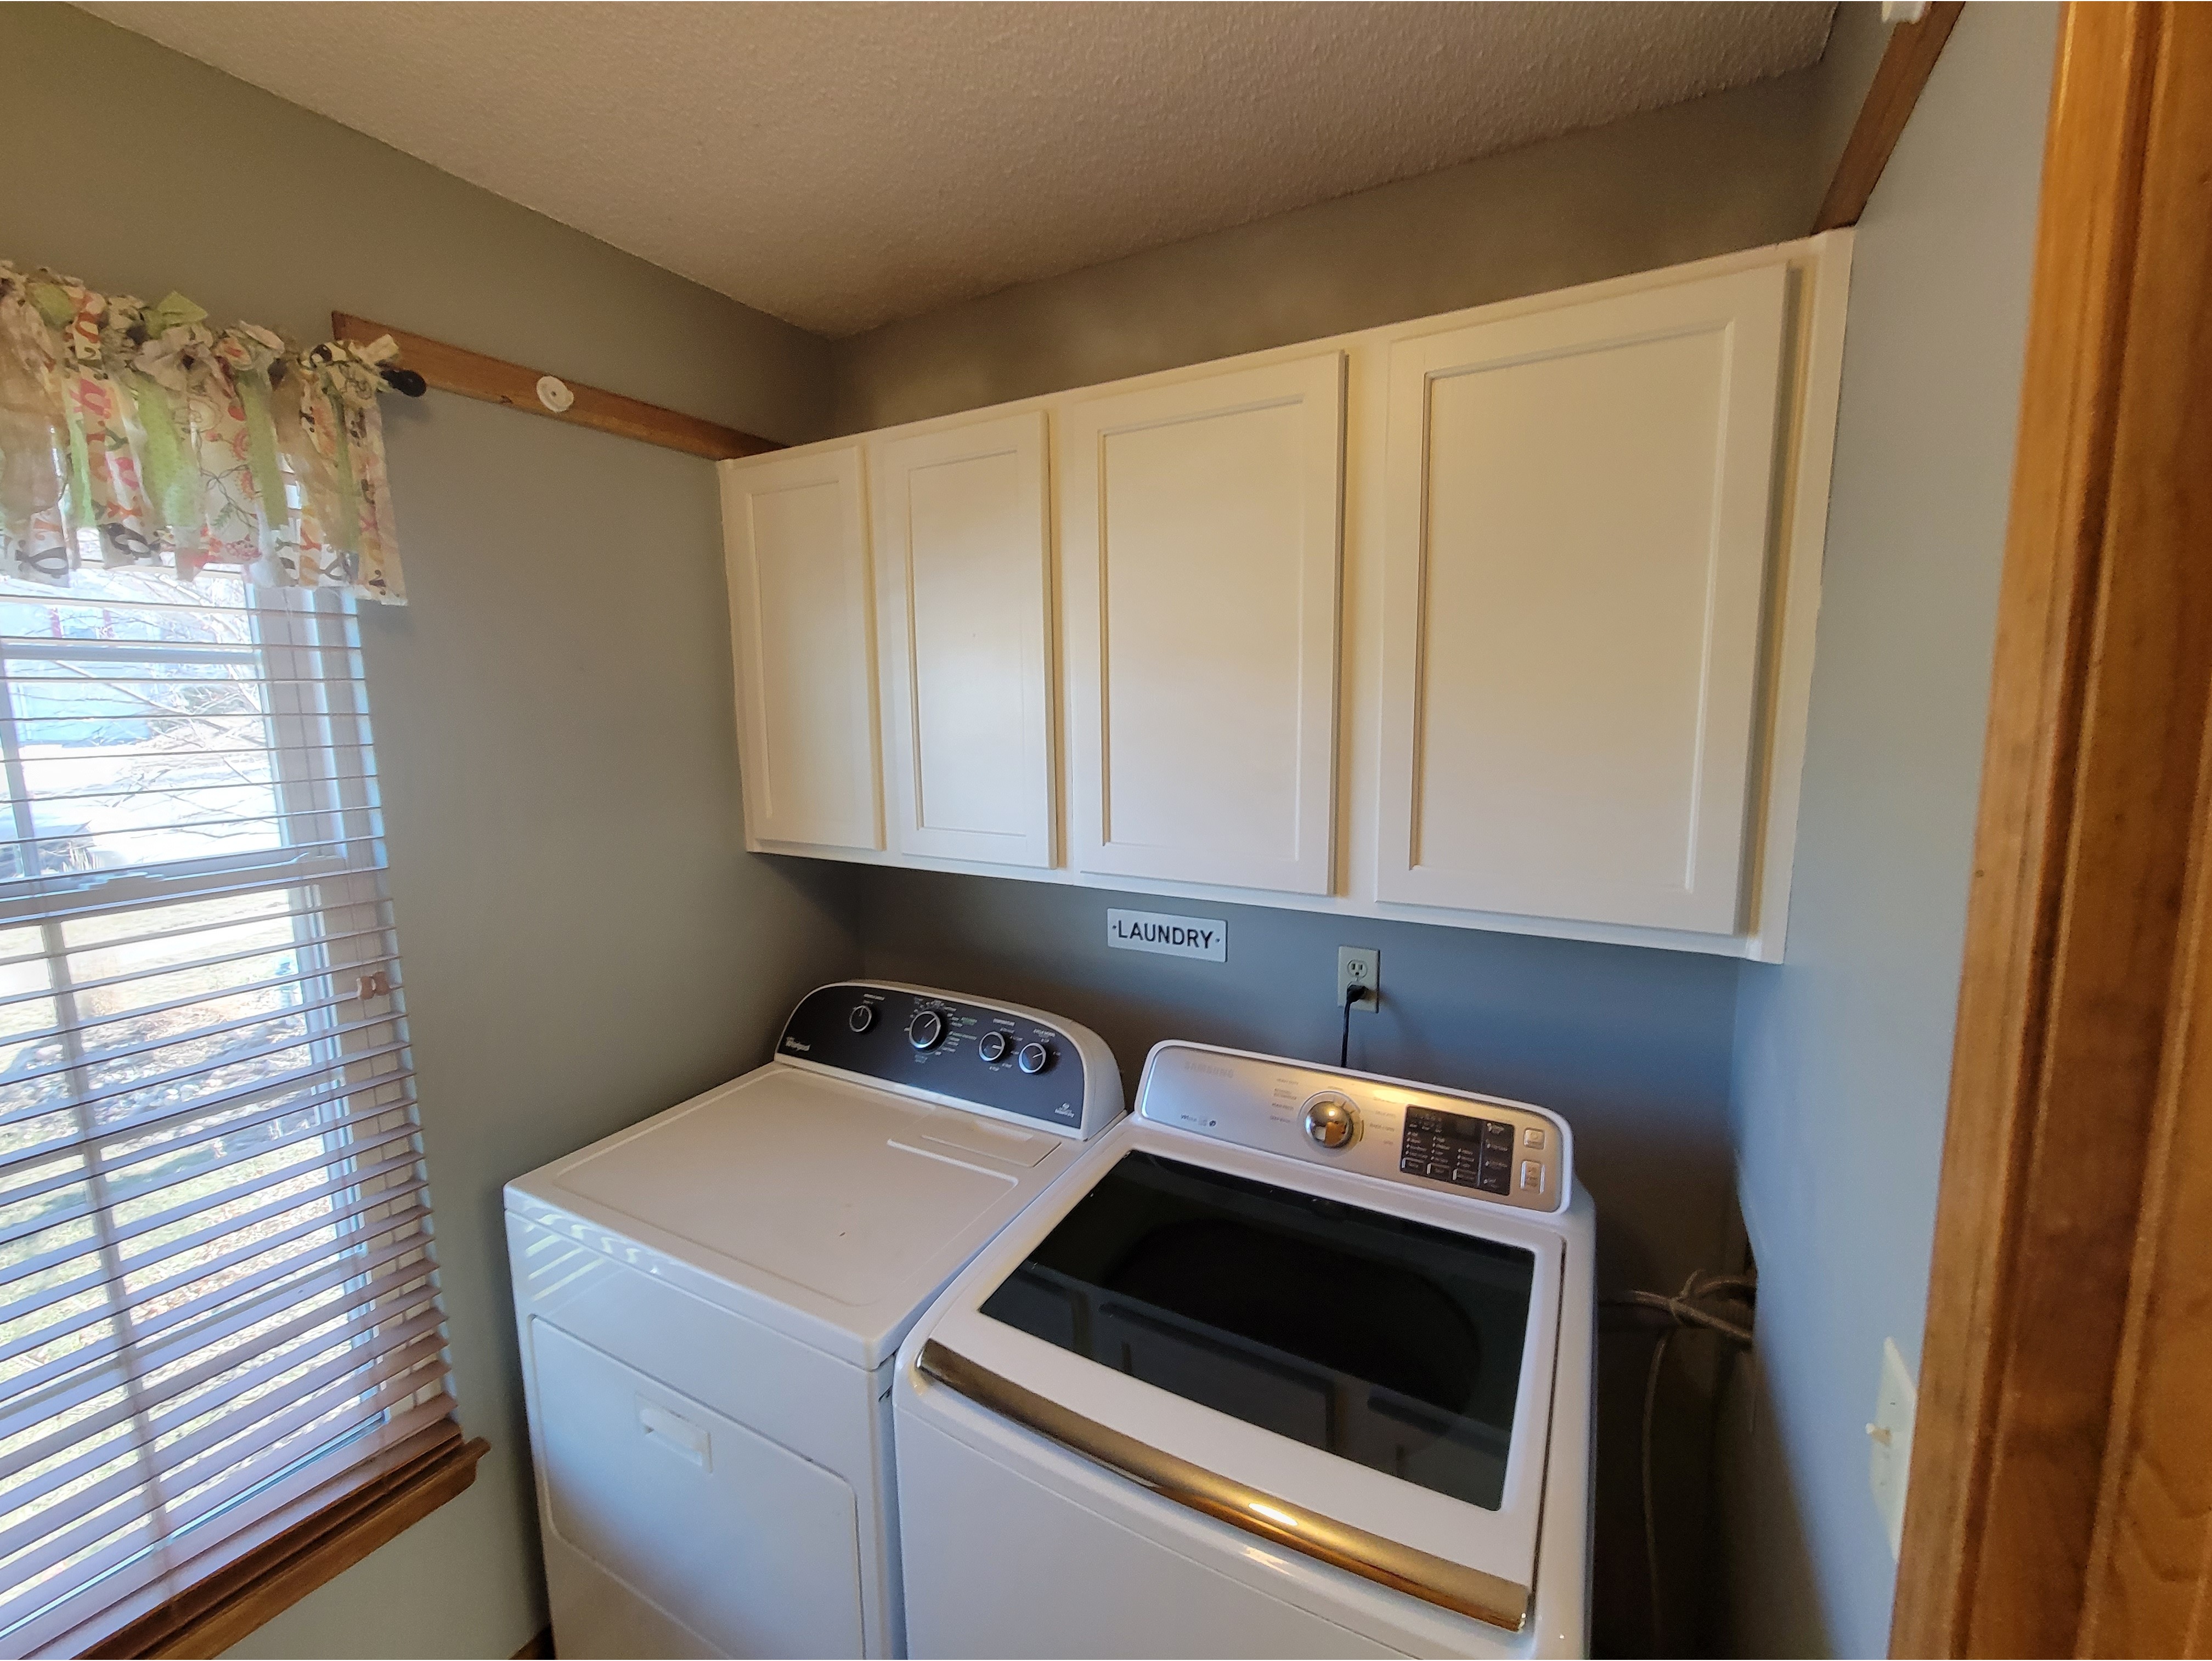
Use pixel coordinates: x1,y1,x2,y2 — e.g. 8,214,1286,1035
0,567,449,1658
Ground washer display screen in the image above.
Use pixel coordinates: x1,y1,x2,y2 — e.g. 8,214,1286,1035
978,1151,1534,1511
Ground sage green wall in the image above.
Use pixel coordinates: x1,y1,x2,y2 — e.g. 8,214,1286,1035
1723,8,2058,1654
1,7,859,1657
828,5,1885,433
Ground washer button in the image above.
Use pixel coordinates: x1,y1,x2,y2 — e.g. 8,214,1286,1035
1520,1160,1545,1194
1524,1125,1547,1149
847,1004,874,1033
977,1030,1012,1064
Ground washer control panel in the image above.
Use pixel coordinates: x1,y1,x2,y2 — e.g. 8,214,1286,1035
1401,1105,1545,1198
1137,1041,1571,1213
776,982,1116,1138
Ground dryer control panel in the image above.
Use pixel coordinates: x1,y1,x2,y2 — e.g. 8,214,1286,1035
775,982,1123,1139
1136,1041,1571,1213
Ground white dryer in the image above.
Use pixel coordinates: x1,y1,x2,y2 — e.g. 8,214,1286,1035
505,981,1123,1659
893,1041,1596,1658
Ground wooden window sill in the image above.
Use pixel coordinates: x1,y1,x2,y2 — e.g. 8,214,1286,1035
71,1423,488,1660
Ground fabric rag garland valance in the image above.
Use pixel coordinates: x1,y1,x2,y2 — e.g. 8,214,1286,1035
0,261,405,603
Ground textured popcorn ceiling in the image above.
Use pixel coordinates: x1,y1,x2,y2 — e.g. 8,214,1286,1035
82,2,1837,337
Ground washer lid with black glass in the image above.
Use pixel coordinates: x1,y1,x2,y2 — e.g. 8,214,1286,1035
980,1149,1535,1513
503,982,1125,1369
907,1044,1579,1632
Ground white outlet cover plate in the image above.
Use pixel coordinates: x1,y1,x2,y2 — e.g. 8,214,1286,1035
1870,1336,1917,1560
1338,945,1380,1007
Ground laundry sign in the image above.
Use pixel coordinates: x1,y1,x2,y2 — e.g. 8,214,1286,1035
1107,908,1227,962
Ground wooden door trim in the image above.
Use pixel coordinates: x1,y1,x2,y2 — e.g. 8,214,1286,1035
2074,7,2212,1651
1894,4,2212,1653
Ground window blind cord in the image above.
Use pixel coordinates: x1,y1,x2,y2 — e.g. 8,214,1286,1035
1337,984,1371,1069
50,941,177,1547
1600,1270,1757,1656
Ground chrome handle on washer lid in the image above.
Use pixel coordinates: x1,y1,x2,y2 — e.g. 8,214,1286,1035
1132,1040,1573,1213
917,1339,1530,1632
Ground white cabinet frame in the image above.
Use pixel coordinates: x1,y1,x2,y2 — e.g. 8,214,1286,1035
874,412,1057,868
1059,354,1346,896
713,233,1854,960
721,444,883,852
1375,263,1791,934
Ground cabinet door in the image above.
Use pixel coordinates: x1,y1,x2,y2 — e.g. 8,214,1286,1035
875,414,1055,867
1062,354,1344,895
1376,264,1788,933
720,444,882,851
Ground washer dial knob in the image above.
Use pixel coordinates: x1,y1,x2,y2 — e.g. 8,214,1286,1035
977,1030,1012,1064
907,1010,945,1050
847,1004,875,1033
1017,1039,1053,1075
1302,1093,1358,1150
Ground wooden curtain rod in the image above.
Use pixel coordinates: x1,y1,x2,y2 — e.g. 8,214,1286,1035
1814,2,1967,233
331,313,782,461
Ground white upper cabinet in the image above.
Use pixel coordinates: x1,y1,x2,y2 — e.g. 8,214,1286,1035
873,413,1056,867
714,236,1852,957
1375,263,1791,933
1060,354,1345,895
720,444,883,851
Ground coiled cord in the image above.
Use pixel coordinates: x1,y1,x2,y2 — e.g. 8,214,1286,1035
1601,1269,1756,1654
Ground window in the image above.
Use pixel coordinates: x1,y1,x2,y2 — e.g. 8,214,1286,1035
0,567,450,1656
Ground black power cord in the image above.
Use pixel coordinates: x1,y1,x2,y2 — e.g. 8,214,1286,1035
1338,983,1372,1067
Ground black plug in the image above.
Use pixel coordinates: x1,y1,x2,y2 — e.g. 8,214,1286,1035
1338,983,1372,1069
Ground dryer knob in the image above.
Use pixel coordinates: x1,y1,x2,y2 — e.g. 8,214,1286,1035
1302,1094,1358,1150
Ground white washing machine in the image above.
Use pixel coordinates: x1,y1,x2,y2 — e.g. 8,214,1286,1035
893,1040,1595,1658
504,981,1124,1659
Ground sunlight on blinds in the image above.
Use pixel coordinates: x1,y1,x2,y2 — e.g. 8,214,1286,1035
0,566,449,1656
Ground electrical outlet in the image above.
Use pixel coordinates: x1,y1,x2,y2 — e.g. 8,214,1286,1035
1338,946,1380,1010
1867,1337,1917,1561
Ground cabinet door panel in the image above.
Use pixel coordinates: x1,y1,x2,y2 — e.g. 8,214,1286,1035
1063,355,1344,895
721,445,882,850
876,413,1055,866
1378,264,1788,932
